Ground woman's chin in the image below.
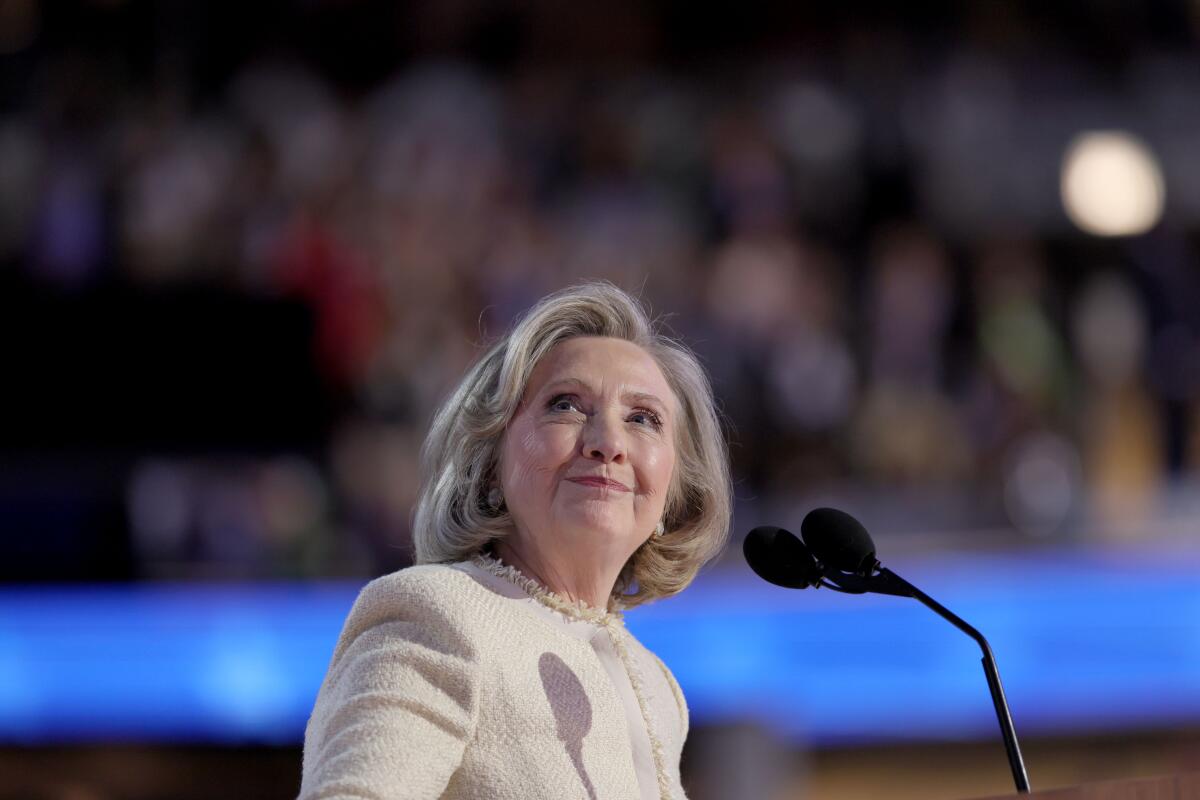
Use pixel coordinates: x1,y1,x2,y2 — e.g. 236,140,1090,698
555,507,638,543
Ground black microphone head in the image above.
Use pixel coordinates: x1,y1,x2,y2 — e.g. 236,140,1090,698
743,526,823,589
800,507,878,576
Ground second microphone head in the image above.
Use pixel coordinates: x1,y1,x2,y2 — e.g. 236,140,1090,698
800,507,879,577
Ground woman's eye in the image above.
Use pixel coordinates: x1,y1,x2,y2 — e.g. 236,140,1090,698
549,395,579,412
630,410,664,429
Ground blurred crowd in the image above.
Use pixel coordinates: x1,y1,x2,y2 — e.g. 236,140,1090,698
5,2,1200,581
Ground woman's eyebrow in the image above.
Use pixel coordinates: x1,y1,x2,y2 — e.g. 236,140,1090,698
624,391,669,413
542,379,670,414
542,377,591,394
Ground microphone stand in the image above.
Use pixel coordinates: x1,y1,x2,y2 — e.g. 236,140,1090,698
821,566,1031,794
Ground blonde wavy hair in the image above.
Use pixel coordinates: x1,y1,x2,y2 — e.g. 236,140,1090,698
412,282,732,607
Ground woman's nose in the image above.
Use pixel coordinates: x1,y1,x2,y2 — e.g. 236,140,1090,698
581,411,627,463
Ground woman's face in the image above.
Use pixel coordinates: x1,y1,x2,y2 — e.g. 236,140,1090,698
498,336,678,562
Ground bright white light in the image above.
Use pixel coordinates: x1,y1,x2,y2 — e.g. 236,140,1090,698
1060,131,1165,237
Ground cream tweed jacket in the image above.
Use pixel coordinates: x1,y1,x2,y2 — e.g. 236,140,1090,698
298,560,690,799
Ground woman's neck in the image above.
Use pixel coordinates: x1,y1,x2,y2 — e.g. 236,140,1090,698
492,537,619,611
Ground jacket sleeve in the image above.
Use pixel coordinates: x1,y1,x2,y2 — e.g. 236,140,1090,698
299,573,481,800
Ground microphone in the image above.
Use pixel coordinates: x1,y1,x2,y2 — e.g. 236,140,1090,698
743,508,1032,794
743,526,824,589
800,507,878,576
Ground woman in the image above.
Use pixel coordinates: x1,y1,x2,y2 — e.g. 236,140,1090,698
299,282,733,800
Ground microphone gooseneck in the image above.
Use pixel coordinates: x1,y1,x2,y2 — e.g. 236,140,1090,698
745,508,1032,794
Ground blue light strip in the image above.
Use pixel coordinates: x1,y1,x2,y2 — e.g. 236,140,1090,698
0,546,1196,745
0,583,350,743
627,546,1200,743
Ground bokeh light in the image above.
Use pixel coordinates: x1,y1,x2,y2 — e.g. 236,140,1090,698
1060,131,1165,237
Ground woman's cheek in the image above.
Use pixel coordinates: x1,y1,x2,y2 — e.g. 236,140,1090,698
642,445,675,494
515,424,572,484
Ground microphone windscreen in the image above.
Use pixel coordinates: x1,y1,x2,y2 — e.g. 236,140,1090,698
743,526,823,589
800,508,877,576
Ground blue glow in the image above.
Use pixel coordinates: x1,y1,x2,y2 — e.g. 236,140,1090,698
0,584,349,743
627,546,1200,744
1,546,1197,745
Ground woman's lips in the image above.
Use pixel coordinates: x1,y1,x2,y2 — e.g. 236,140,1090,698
566,476,631,492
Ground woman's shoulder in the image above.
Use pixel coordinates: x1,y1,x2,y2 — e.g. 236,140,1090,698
355,560,500,620
329,561,493,664
361,560,480,604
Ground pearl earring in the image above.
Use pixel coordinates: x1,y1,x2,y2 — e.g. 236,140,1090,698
487,487,504,512
654,520,665,537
